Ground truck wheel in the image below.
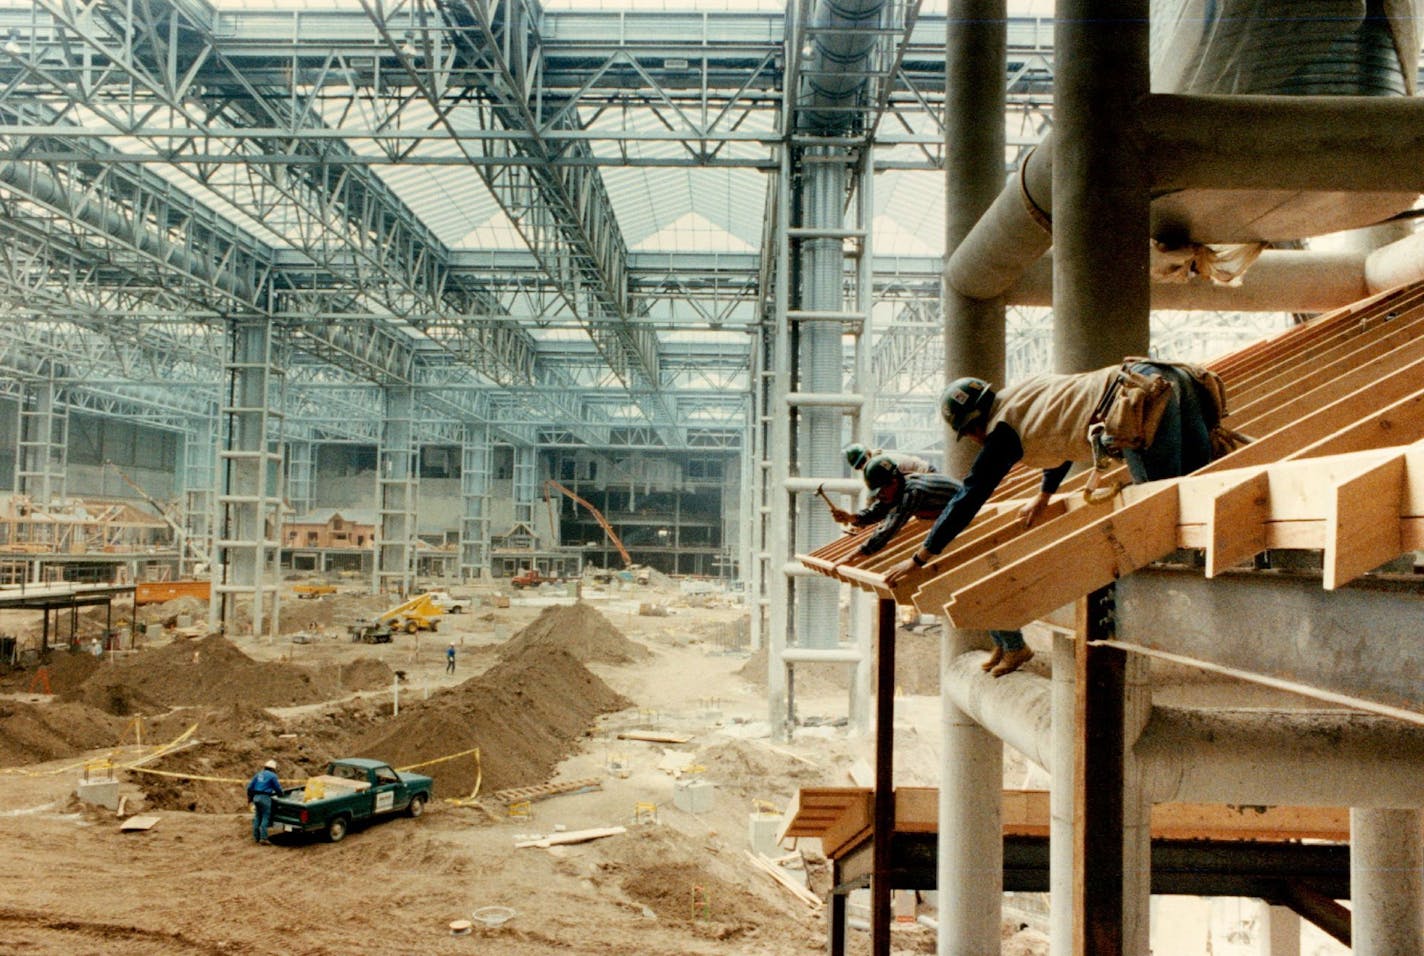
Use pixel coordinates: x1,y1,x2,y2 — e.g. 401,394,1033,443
326,816,349,843
407,794,427,818
405,621,418,634
449,606,462,615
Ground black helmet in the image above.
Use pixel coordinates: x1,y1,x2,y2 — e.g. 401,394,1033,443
862,455,901,492
941,377,995,438
843,442,870,470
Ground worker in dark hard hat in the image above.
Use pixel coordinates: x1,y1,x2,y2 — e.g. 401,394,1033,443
857,456,1032,676
884,365,1212,593
246,758,284,845
830,443,937,526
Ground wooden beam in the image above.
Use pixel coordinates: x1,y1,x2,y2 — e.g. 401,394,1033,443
944,485,1180,631
1205,471,1269,577
1325,454,1405,589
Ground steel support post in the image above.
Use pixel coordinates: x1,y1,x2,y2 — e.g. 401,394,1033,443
1052,0,1151,371
872,597,896,956
793,145,849,651
848,152,875,736
285,438,315,519
512,444,538,539
13,373,67,507
1074,586,1151,955
1350,807,1424,955
215,319,285,639
460,423,492,581
1050,631,1076,956
768,151,793,741
180,415,219,583
375,386,418,596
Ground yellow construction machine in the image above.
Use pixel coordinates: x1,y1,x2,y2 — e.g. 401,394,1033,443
379,593,443,634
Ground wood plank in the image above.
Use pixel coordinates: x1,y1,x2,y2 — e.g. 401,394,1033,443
942,485,1180,631
1206,471,1269,577
1325,454,1406,589
516,826,626,849
1292,387,1424,461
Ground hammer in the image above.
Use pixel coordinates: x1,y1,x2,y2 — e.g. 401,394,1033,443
817,484,851,527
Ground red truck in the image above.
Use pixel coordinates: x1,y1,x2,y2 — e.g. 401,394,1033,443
511,568,558,589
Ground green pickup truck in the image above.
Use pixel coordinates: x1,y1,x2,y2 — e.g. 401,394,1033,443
269,758,434,842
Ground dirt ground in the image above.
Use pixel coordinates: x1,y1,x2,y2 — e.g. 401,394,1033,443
0,585,986,955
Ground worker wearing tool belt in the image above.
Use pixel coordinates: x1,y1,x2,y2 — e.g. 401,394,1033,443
882,364,1214,672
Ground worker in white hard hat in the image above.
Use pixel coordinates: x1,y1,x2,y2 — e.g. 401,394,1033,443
245,758,283,845
446,642,457,675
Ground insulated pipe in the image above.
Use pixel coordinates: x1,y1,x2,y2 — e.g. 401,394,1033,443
0,160,259,304
941,666,1424,807
945,138,1053,302
1137,708,1424,807
798,0,888,134
1007,249,1372,312
1350,808,1424,956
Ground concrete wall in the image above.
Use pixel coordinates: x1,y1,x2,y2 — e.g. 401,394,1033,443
0,398,179,501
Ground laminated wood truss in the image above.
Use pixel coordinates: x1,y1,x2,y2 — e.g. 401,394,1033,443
800,279,1424,630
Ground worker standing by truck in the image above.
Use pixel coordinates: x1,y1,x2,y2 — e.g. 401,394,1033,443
246,758,284,845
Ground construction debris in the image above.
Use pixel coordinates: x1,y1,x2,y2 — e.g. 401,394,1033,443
516,826,626,849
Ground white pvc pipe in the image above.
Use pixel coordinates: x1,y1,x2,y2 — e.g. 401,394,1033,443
781,647,862,663
1350,808,1424,956
942,651,1054,771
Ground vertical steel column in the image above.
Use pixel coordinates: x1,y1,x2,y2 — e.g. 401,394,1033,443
794,147,850,652
768,151,793,741
871,596,896,956
1052,0,1151,371
512,444,537,536
215,319,285,639
1076,586,1122,951
1350,808,1424,955
459,423,492,581
374,386,417,596
13,372,67,507
285,438,315,518
938,11,1008,954
181,413,219,584
848,151,875,735
749,329,769,653
1050,631,1077,956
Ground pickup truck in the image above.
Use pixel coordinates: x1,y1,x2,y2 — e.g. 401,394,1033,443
269,758,434,842
511,568,558,589
423,590,471,614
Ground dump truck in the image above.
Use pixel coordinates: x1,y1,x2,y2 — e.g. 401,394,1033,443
347,620,393,644
293,583,337,599
269,757,433,843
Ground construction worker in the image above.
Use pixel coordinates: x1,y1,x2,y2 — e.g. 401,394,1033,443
884,364,1212,590
858,456,1032,676
446,642,456,675
829,443,937,525
246,758,283,845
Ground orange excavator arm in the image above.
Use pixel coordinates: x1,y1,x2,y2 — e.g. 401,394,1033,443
543,480,634,568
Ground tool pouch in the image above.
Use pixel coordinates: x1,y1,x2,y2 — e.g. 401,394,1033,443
1094,366,1172,452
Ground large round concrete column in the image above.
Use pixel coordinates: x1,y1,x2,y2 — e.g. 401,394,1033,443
938,633,1004,955
1051,0,1151,371
1350,807,1424,955
939,8,1008,955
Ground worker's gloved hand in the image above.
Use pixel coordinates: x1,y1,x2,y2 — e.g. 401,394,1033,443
883,558,917,588
828,506,852,525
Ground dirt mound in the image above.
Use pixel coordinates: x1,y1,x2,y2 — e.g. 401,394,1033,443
737,626,940,696
499,601,650,664
616,828,800,939
0,699,128,766
695,738,830,805
64,634,330,715
136,596,206,627
335,658,394,693
349,643,631,797
0,648,101,696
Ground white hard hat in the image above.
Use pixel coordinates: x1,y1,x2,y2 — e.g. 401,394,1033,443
264,759,277,770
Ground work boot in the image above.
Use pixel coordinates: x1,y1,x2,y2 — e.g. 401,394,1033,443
991,647,1034,678
980,646,1004,672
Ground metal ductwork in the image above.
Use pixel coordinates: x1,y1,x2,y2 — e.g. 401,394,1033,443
947,1,1423,302
796,0,889,134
